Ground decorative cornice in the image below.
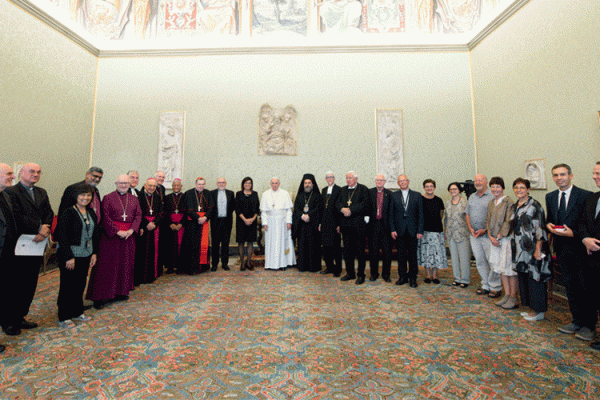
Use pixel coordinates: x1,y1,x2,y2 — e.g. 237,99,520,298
10,0,529,57
9,0,100,56
97,44,470,58
468,0,531,50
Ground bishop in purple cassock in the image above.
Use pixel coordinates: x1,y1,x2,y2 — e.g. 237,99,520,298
86,174,142,309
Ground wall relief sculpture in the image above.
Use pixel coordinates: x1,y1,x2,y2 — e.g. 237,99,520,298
158,111,185,188
376,109,403,189
258,104,298,156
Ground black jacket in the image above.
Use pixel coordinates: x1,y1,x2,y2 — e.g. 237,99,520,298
55,207,100,262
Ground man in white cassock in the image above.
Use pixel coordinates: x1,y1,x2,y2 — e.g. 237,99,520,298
260,177,296,270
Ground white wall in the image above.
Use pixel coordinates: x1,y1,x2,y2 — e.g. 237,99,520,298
92,52,476,198
0,0,98,207
471,0,600,203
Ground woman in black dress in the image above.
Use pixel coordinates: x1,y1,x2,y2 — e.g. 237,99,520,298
235,177,260,270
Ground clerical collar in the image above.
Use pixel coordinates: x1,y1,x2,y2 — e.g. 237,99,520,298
349,185,357,190
401,189,409,195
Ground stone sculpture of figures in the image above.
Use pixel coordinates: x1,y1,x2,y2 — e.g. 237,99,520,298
159,127,181,183
258,104,298,156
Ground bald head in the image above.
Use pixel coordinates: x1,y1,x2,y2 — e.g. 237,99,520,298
375,174,386,190
155,171,165,185
474,174,488,194
0,163,15,191
397,174,409,190
20,163,41,187
116,174,131,194
144,178,158,194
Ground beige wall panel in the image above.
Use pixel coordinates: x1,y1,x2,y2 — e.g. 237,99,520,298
471,0,600,204
92,52,475,199
0,0,97,208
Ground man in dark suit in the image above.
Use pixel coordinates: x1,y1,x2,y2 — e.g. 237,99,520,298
546,163,595,341
336,171,370,284
58,167,103,222
128,170,140,197
578,162,600,350
367,174,392,282
4,163,54,335
155,171,166,202
319,171,342,276
389,174,424,288
0,163,17,351
210,178,235,271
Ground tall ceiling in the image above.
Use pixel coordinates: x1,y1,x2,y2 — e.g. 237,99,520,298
10,0,530,55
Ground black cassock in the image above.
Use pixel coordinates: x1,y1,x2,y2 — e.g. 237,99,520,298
163,192,187,272
135,190,163,285
293,190,324,272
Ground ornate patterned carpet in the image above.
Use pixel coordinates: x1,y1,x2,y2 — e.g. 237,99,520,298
1,261,599,399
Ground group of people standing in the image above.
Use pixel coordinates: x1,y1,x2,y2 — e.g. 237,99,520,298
1,161,600,352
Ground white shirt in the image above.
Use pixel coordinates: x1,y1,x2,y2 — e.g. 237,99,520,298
557,185,573,210
327,185,334,195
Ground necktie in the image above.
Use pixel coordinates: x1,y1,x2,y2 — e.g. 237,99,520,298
558,192,566,225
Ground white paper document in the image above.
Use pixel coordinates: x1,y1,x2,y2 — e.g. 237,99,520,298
15,235,49,256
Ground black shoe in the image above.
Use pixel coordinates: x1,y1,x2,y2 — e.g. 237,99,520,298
247,263,254,271
94,301,106,310
590,341,600,351
369,276,378,282
114,295,129,301
432,279,440,284
210,266,217,272
409,280,418,288
333,273,341,277
320,269,332,275
355,276,365,285
0,344,5,353
424,278,432,284
340,274,355,282
222,265,230,271
383,276,391,283
2,325,21,336
83,304,93,311
21,319,38,329
240,264,246,271
395,278,408,286
166,268,175,274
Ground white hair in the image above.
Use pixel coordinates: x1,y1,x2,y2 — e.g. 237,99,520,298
347,170,358,178
325,170,334,177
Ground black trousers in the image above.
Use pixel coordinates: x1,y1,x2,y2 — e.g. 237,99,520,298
4,256,42,326
58,256,92,321
211,218,232,268
368,219,391,279
341,225,366,278
396,232,419,280
556,241,597,329
518,272,548,313
323,233,342,275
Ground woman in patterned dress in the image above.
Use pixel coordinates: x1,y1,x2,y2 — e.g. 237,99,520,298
511,178,551,321
418,179,448,284
444,182,471,288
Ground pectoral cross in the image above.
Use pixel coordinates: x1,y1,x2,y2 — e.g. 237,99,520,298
198,206,202,212
122,212,127,221
175,209,179,214
150,209,153,215
347,200,352,206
